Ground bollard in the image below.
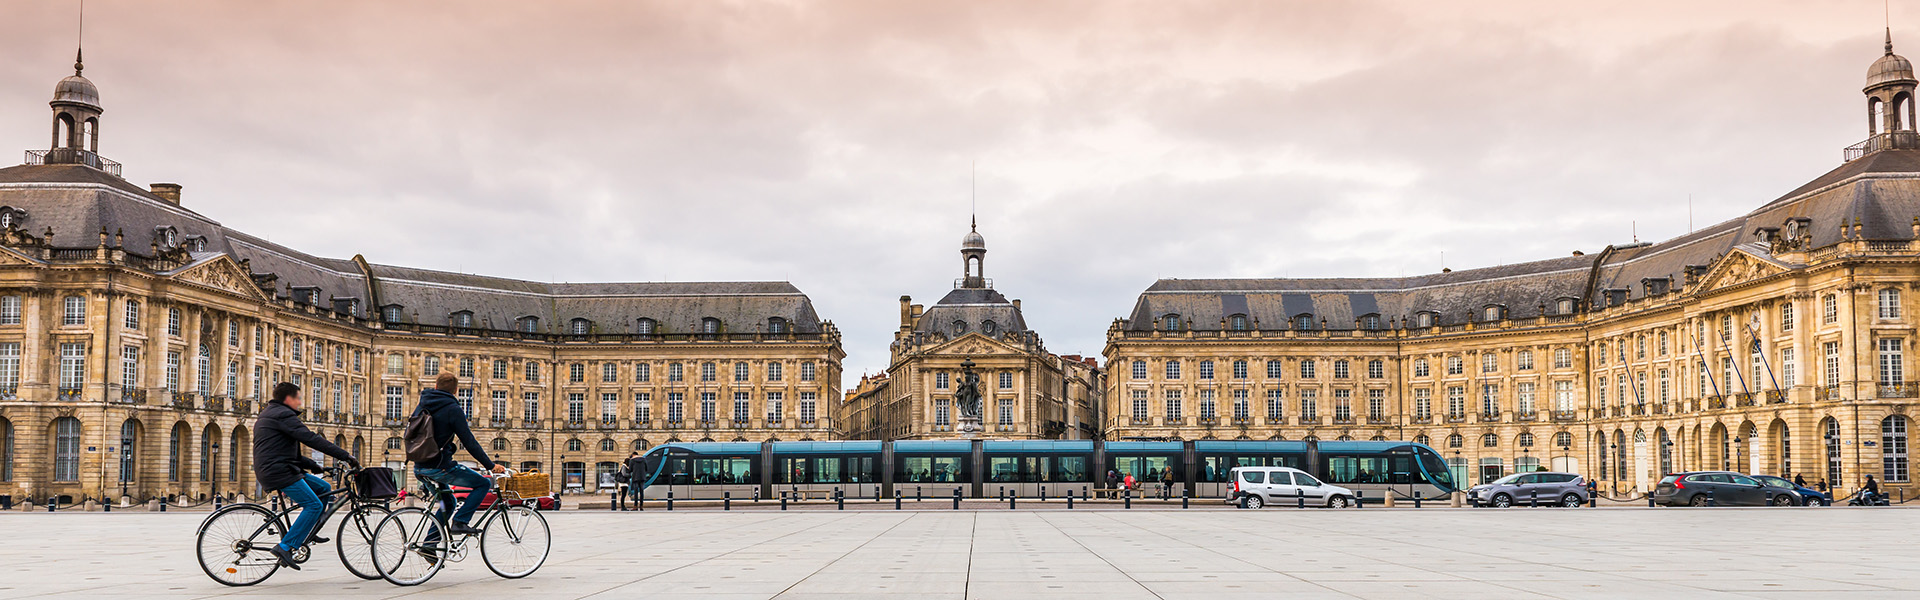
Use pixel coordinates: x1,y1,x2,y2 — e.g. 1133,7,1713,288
724,491,731,511
1124,489,1132,509
611,490,619,511
754,488,761,503
917,486,923,502
667,490,674,511
214,495,223,510
1530,490,1538,508
1707,489,1716,507
780,493,788,511
160,499,167,512
1041,486,1047,501
895,489,902,510
1383,492,1395,508
1068,490,1075,510
1182,488,1190,509
953,488,961,510
103,500,110,513
1010,492,1017,510
1297,488,1305,509
1589,492,1597,508
1647,494,1655,508
998,486,1005,501
1414,490,1422,509
837,489,845,511
47,497,56,512
1355,490,1363,509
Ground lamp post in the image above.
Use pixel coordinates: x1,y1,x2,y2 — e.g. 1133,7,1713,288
1732,436,1744,474
119,434,133,501
1523,448,1532,473
1608,443,1618,492
210,441,221,500
1559,441,1570,473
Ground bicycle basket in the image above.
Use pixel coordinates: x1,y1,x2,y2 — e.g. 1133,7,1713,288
500,472,550,499
353,467,400,500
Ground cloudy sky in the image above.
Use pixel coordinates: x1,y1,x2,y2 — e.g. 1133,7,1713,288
0,0,1902,377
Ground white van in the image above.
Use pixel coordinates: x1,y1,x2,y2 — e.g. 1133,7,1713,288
1227,466,1357,509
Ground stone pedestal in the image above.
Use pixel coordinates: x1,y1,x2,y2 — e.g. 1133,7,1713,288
1382,493,1396,508
147,499,161,511
83,500,99,512
957,415,983,439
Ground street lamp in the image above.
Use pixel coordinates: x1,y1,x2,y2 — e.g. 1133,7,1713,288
119,435,133,501
1732,437,1744,473
1523,448,1532,473
1662,440,1674,474
210,441,220,500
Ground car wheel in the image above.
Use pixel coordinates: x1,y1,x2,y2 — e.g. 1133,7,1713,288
1688,493,1709,507
1491,493,1512,508
1243,494,1264,510
1327,495,1349,509
1771,494,1795,507
1561,493,1582,508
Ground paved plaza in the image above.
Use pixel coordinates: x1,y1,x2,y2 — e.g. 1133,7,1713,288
0,508,1916,599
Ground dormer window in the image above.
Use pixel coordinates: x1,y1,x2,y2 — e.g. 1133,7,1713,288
981,319,998,335
290,287,321,306
636,318,657,335
381,305,404,323
154,226,178,249
700,317,722,334
518,316,540,333
1228,314,1249,331
1161,314,1182,331
1482,305,1503,321
331,297,360,316
182,236,208,252
1555,298,1576,315
767,317,788,334
0,207,25,230
450,311,474,328
1414,312,1435,328
1360,314,1381,330
569,318,592,335
1292,313,1315,330
951,320,968,335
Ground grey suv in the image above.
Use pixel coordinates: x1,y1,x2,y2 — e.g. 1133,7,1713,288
1653,471,1800,507
1466,472,1588,507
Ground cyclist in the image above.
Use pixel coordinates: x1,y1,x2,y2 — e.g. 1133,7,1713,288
413,373,505,537
252,381,359,570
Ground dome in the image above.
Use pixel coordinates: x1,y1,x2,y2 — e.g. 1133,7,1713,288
52,74,100,109
962,229,986,251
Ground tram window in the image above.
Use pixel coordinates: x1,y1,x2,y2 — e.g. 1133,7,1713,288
1324,455,1394,485
987,456,1088,482
1112,456,1176,482
897,456,967,483
777,457,843,484
690,457,755,484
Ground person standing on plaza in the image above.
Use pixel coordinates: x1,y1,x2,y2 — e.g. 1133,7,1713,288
412,373,505,536
623,451,649,510
252,382,359,570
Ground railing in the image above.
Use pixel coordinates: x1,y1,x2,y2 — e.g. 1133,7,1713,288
1368,416,1392,425
1129,418,1152,426
1232,417,1254,427
233,399,253,414
1766,389,1788,404
1844,131,1920,161
1299,416,1321,425
172,392,194,408
58,387,83,401
953,278,993,289
0,387,14,401
25,148,123,177
1816,386,1841,402
1411,415,1432,424
798,420,819,429
115,389,147,405
1198,416,1220,426
1514,411,1537,422
1478,411,1501,423
1653,403,1669,415
1734,392,1756,407
1330,416,1353,425
1866,240,1912,253
598,419,620,430
522,419,542,429
564,420,586,430
1552,410,1577,421
1632,404,1647,416
1878,383,1920,398
1444,414,1466,423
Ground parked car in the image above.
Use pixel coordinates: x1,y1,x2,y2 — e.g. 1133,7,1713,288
1466,472,1588,507
1751,475,1830,506
1653,471,1800,507
449,484,561,511
1227,466,1357,508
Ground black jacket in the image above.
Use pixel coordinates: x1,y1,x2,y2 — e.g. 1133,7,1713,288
623,456,650,486
413,389,495,471
252,401,356,491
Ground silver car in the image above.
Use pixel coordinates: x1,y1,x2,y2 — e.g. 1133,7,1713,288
1466,471,1588,508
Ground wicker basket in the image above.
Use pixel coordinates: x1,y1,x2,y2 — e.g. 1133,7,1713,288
500,472,550,499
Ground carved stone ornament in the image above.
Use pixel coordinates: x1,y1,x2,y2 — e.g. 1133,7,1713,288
174,257,261,299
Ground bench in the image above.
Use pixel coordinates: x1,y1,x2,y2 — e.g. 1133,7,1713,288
1091,487,1127,499
783,489,833,501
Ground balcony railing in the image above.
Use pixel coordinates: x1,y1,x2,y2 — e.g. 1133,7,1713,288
1444,414,1466,423
1368,416,1392,425
1707,396,1726,410
598,419,620,430
798,420,819,429
1815,386,1841,402
1766,390,1788,404
1734,392,1756,407
1478,411,1502,423
1514,411,1537,422
58,387,83,401
522,419,542,429
1299,416,1321,425
25,148,123,177
1844,131,1920,161
1411,415,1433,424
1552,410,1577,422
115,389,147,405
1879,383,1920,398
564,420,586,430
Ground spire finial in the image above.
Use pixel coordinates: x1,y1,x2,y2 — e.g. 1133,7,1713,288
73,0,85,75
970,159,977,232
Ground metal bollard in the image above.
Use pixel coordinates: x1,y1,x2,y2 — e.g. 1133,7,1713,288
611,490,619,511
998,486,1005,501
754,488,761,503
214,495,223,510
47,497,56,512
724,491,731,511
1355,490,1362,509
1068,490,1075,509
1530,490,1538,508
895,489,902,510
103,500,111,513
781,493,788,511
1041,486,1047,501
1707,489,1716,507
1010,492,1017,510
1647,494,1655,508
1182,488,1190,509
917,486,923,502
667,490,674,511
160,499,166,512
1414,490,1422,509
1297,488,1305,509
953,488,961,510
836,489,844,511
1124,489,1131,509
1589,492,1597,508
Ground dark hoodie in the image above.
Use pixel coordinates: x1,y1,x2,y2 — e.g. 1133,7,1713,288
413,388,496,471
253,400,355,491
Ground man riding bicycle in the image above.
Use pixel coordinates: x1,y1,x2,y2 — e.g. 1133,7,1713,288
252,382,359,570
413,373,505,537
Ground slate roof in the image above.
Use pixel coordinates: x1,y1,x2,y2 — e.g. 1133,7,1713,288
0,163,827,333
1126,149,1920,331
914,286,1029,339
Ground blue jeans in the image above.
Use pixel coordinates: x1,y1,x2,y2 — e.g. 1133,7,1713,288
277,474,331,552
416,465,490,526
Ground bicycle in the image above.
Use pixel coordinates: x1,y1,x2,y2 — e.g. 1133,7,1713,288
370,468,551,585
194,465,394,586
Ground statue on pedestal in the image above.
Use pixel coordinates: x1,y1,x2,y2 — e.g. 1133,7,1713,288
955,359,984,435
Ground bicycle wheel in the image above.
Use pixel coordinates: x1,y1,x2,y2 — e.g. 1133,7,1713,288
480,504,551,578
371,507,447,586
335,503,391,580
196,504,284,586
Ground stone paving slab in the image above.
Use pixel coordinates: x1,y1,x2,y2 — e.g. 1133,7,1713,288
0,508,1914,599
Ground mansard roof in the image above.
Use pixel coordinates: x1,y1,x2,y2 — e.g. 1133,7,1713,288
915,286,1029,337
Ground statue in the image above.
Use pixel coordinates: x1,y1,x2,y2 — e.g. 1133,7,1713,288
954,359,984,435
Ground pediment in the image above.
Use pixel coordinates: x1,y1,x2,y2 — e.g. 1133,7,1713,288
0,245,41,266
170,255,267,301
1692,247,1794,296
923,332,1025,357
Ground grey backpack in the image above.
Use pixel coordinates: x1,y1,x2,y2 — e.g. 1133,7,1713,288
403,408,440,464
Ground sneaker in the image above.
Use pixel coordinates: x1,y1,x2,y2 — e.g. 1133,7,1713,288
449,522,483,537
269,545,302,570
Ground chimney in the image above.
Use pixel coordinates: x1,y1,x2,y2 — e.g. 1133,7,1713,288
899,295,913,327
1012,299,1022,311
149,183,182,205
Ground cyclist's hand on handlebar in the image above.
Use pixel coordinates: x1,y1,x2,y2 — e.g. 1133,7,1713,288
490,464,508,474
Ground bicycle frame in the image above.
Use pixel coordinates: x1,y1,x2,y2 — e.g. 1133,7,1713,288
229,469,376,551
404,472,535,553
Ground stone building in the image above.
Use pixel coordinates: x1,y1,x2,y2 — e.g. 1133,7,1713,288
838,223,1100,440
1104,35,1920,499
0,54,843,505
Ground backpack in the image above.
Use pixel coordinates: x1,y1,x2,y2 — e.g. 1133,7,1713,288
613,462,631,484
403,408,440,464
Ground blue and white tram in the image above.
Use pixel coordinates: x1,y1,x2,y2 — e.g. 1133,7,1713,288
635,438,1457,502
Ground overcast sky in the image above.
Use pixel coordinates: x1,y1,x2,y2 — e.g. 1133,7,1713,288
0,0,1903,378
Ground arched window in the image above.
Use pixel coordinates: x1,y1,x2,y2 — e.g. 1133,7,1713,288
1293,314,1315,330
382,305,403,323
1415,312,1434,328
701,318,722,334
1414,434,1431,446
1482,433,1499,448
1824,417,1843,485
1518,432,1535,447
1483,306,1502,321
1556,299,1575,315
569,318,592,335
1554,431,1573,448
599,438,616,452
525,438,541,451
1658,428,1673,475
1885,415,1910,483
1161,314,1182,331
566,439,583,452
1873,97,1889,134
1446,433,1464,448
1228,314,1248,331
491,438,507,451
0,417,12,483
981,320,998,335
1614,430,1629,480
1360,314,1381,330
52,417,81,481
386,437,402,450
636,318,657,335
55,113,75,148
767,317,787,334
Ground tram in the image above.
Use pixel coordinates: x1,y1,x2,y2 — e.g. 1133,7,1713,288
632,439,1456,502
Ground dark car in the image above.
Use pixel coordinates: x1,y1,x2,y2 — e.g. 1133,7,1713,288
1466,471,1588,507
1752,475,1830,506
1653,471,1801,506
